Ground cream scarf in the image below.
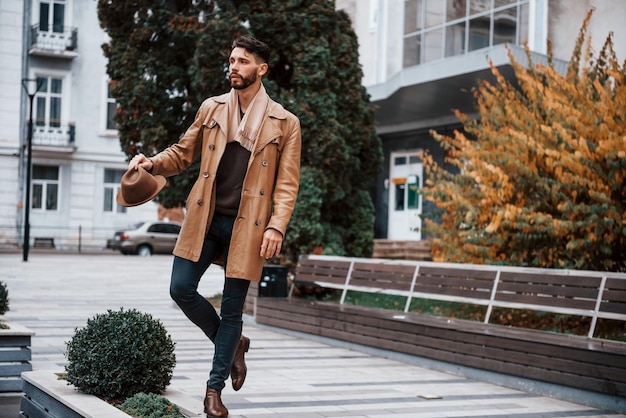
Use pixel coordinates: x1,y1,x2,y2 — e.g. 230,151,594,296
226,84,269,152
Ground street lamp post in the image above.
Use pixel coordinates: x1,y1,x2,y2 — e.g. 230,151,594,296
21,78,43,262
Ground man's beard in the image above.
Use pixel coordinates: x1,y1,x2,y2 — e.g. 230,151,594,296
230,72,257,90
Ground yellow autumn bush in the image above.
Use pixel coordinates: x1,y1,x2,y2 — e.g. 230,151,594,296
422,10,626,272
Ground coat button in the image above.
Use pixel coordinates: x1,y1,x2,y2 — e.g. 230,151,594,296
197,199,204,206
203,172,209,178
259,189,265,195
255,220,261,226
262,160,268,167
209,144,215,150
209,120,216,128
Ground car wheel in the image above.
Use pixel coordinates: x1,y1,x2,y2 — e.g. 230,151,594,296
137,245,152,256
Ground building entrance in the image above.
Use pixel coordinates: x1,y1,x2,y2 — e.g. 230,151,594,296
387,151,423,240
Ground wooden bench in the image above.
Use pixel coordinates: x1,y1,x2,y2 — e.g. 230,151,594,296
33,237,55,248
372,239,432,261
251,255,626,398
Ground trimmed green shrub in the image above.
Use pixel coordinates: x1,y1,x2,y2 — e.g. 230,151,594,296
0,281,9,316
65,308,176,401
118,392,183,418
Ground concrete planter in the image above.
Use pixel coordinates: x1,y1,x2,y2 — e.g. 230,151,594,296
0,322,34,393
20,370,203,417
21,371,130,417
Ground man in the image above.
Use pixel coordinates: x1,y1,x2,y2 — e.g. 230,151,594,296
127,35,301,417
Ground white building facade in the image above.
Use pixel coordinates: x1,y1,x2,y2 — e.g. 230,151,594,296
0,0,157,250
338,0,626,240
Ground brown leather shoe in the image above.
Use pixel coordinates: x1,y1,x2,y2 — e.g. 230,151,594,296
204,388,228,417
230,335,250,391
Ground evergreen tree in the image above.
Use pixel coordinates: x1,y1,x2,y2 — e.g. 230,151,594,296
422,11,626,272
98,0,382,264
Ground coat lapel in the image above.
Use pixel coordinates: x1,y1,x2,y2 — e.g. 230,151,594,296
253,102,286,154
209,92,286,154
208,93,229,138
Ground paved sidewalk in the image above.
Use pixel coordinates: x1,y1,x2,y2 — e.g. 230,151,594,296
1,252,624,417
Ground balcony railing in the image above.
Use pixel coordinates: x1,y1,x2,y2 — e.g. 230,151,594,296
33,123,75,148
29,24,78,57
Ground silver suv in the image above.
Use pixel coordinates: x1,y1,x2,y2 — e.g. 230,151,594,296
107,221,182,256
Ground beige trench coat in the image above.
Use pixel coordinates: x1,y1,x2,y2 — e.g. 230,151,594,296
149,92,301,282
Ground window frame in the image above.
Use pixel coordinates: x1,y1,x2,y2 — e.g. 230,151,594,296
31,165,60,212
38,0,66,33
102,78,118,134
103,168,127,214
35,75,63,129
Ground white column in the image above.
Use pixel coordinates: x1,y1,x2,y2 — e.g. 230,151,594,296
528,0,548,54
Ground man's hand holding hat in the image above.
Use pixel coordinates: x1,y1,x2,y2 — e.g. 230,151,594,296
117,154,165,207
129,153,154,172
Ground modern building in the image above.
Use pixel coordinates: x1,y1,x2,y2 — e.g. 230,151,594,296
0,0,157,250
1,1,625,251
338,0,626,241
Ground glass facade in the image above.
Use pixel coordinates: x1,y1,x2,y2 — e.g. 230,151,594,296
403,0,529,67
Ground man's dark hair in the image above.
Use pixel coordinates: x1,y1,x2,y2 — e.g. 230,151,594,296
232,35,270,64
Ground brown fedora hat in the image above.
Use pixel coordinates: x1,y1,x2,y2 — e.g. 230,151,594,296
116,168,167,207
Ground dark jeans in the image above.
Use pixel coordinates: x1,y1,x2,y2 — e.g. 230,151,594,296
169,213,250,391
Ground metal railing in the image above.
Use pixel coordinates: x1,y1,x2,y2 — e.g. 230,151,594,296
30,24,78,54
295,254,626,339
0,224,118,253
33,123,75,147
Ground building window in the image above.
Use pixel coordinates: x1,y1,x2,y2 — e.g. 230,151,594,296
424,28,444,62
403,0,529,67
394,183,406,211
106,82,117,131
35,76,63,128
468,15,490,52
32,165,59,211
407,175,420,209
424,0,444,28
104,169,126,213
39,0,65,33
394,156,407,165
493,5,517,46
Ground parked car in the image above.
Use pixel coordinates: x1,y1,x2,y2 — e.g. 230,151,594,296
107,221,182,256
